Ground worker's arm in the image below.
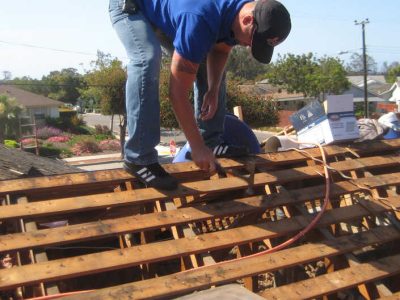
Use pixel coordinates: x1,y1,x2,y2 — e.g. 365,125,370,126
200,43,232,121
169,51,216,173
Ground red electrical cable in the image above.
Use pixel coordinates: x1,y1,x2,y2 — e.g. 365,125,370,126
28,135,331,300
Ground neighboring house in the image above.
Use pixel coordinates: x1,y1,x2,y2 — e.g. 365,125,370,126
341,83,387,113
0,84,63,120
346,75,387,87
240,76,395,126
389,81,400,111
388,81,400,102
240,80,315,111
346,75,400,113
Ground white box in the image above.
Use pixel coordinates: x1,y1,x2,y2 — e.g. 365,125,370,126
290,101,328,147
323,95,359,144
290,95,359,147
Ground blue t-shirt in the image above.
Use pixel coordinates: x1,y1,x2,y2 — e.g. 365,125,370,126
136,0,251,63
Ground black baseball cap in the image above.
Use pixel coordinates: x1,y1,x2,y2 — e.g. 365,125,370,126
251,0,291,64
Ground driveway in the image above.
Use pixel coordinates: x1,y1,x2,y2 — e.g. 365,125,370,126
82,113,274,147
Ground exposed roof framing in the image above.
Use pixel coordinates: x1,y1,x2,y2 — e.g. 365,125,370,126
1,139,400,299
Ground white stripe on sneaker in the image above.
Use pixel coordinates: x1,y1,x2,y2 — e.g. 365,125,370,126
145,175,156,182
222,145,228,154
137,167,148,175
218,146,224,155
136,167,156,183
213,146,220,155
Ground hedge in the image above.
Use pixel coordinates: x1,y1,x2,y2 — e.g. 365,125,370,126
159,70,278,129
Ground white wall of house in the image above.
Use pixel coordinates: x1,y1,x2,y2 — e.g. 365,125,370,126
26,106,60,120
389,82,400,112
392,88,400,102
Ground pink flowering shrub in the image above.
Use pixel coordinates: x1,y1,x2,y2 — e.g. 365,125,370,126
71,138,101,156
20,138,40,145
47,136,70,143
99,139,121,151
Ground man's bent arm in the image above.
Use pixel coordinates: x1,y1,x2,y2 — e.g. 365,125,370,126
200,43,232,120
169,51,216,172
207,43,232,92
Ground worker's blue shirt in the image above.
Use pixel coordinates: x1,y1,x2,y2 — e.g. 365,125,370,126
136,0,251,63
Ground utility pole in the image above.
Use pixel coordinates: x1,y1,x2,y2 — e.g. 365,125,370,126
355,19,370,118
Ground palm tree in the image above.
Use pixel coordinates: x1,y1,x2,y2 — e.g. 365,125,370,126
0,94,23,143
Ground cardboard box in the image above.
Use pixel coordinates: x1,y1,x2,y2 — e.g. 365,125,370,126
289,95,359,147
323,95,359,144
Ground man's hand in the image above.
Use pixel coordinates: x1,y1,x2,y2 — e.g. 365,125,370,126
199,90,218,121
191,144,217,173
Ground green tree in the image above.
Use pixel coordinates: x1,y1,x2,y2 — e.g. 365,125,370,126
10,76,45,95
226,47,269,82
387,65,400,83
318,56,351,97
346,52,377,74
266,53,350,98
0,94,24,143
42,68,84,103
159,67,179,129
81,51,127,156
12,70,84,104
382,61,399,74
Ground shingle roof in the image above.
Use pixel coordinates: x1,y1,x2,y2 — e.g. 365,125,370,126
0,145,79,180
346,75,387,85
368,82,393,96
0,84,63,108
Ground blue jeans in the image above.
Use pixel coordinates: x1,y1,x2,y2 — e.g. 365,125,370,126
109,0,226,164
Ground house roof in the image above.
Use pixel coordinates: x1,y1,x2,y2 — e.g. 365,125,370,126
368,83,393,100
0,84,63,108
346,75,387,86
239,83,308,101
0,145,79,180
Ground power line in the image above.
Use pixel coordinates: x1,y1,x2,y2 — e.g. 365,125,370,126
1,82,124,89
0,40,111,58
369,45,400,50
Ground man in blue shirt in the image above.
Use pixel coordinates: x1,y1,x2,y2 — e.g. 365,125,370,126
109,0,291,190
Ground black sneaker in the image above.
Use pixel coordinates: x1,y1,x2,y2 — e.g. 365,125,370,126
123,162,178,190
212,143,249,158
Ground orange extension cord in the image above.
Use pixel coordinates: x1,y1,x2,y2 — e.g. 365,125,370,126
28,135,331,300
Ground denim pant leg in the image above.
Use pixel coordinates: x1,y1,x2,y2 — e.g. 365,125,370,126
109,0,161,165
193,63,227,148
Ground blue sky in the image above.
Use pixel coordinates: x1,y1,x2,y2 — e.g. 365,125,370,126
1,0,399,79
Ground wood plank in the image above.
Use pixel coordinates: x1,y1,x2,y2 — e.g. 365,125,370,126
62,226,400,300
0,140,399,298
259,254,400,299
1,139,399,196
1,199,398,290
378,291,400,299
1,173,399,254
0,169,132,196
1,155,399,221
254,138,400,167
0,188,169,221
